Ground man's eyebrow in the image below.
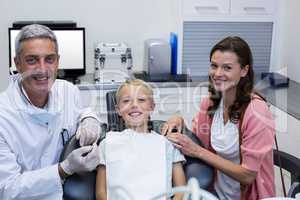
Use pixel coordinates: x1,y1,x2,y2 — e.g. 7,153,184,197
24,53,57,57
24,54,37,57
23,55,38,59
46,54,58,56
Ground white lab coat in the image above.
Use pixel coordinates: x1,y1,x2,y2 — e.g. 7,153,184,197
0,75,93,200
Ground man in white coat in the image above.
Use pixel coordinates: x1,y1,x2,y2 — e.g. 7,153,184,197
0,24,102,199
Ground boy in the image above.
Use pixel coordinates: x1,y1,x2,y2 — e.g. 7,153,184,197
96,79,186,200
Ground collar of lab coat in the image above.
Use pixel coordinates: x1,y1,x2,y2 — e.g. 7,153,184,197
8,74,62,123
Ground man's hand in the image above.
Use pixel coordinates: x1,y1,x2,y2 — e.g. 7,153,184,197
60,143,100,175
76,117,102,146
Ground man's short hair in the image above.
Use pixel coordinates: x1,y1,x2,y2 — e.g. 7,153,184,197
15,24,58,59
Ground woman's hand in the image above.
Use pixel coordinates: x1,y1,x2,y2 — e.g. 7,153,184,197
161,115,185,136
166,132,202,158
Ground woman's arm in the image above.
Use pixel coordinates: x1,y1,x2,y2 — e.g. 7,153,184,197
172,162,186,200
96,165,107,200
167,133,256,186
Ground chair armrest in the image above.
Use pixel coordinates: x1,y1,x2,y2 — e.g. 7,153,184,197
273,149,300,183
59,135,97,200
288,182,300,198
182,125,214,189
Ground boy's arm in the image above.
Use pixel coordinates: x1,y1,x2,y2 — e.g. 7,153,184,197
96,165,107,200
172,162,186,200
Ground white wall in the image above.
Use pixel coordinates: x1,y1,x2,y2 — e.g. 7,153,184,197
2,0,300,89
269,0,285,75
274,0,300,82
0,0,176,91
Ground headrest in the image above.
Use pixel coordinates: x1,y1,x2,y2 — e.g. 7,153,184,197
106,90,126,131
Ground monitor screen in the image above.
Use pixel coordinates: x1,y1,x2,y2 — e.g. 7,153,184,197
8,27,86,78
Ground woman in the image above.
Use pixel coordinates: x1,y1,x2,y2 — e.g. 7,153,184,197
163,36,275,200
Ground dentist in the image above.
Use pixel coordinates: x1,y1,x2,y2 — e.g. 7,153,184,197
0,24,102,200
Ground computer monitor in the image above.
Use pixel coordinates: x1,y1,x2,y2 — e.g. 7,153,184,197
8,27,86,78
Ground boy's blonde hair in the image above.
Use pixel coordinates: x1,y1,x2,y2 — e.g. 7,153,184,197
116,79,153,103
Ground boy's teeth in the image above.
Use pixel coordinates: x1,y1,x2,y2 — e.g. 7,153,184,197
36,77,47,81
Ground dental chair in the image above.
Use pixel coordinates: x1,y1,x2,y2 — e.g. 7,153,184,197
60,91,214,200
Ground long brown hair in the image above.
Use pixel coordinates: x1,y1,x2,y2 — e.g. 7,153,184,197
207,36,260,123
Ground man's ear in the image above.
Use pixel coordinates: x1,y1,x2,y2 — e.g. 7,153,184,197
241,65,249,77
14,57,21,72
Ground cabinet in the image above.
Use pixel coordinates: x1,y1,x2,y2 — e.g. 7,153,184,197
183,0,230,17
182,0,276,19
231,0,276,16
177,0,277,76
270,105,300,158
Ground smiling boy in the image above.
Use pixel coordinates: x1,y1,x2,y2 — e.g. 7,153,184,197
96,79,186,200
